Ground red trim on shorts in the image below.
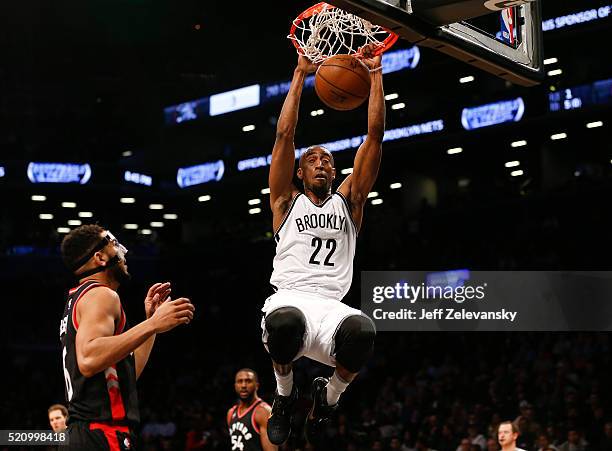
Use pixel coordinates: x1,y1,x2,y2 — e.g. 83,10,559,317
71,283,106,330
89,422,129,451
106,365,126,421
237,398,261,419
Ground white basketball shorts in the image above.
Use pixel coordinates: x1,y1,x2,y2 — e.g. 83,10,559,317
261,289,369,368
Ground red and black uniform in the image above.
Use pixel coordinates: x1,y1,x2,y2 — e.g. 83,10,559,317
59,280,139,450
227,399,268,451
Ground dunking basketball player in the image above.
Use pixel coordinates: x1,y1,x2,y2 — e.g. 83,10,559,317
227,369,276,451
263,45,384,446
59,224,195,450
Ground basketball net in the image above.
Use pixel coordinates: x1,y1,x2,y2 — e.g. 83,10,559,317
289,2,398,64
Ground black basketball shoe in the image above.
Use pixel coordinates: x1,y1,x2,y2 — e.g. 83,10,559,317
304,377,338,446
267,384,299,445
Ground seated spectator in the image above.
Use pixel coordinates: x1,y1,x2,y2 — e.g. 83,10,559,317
558,430,588,451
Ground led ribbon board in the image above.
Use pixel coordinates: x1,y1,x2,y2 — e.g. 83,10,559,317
176,161,225,188
549,78,612,112
27,162,92,184
461,98,525,130
124,171,153,187
164,48,420,125
237,119,445,172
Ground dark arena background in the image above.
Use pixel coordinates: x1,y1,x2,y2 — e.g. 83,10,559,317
1,1,612,450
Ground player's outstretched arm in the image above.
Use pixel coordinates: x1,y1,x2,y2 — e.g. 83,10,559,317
269,55,318,228
75,287,194,378
338,47,385,232
133,282,172,379
255,404,277,451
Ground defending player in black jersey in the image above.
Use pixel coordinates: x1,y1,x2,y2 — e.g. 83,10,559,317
59,224,195,450
227,369,276,451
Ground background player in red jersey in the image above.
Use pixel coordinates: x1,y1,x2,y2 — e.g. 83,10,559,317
59,224,195,450
227,369,276,451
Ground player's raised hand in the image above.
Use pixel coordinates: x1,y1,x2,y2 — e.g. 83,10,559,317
359,43,383,72
149,297,195,333
296,54,319,74
144,282,172,319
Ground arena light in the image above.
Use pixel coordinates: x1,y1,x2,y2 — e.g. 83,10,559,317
310,109,324,116
198,194,211,202
248,199,261,205
458,178,470,188
447,147,463,155
341,168,353,175
163,213,178,220
122,150,133,157
62,202,77,208
459,75,475,84
511,169,524,177
139,229,152,235
68,219,82,226
371,198,383,205
57,227,70,234
511,140,528,148
31,195,47,201
261,187,270,195
384,93,399,101
78,211,93,218
551,132,568,140
505,161,520,168
586,121,603,129
39,213,54,220
390,182,402,189
249,207,262,215
367,191,379,199
149,204,164,210
391,102,405,110
242,124,256,132
543,57,558,65
547,69,563,77
120,197,136,204
123,224,138,230
0,166,4,177
150,221,164,228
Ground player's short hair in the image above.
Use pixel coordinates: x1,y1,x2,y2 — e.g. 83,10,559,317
48,404,68,417
498,420,519,434
235,368,259,382
60,224,106,270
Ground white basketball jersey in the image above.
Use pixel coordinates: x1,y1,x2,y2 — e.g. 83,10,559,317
270,192,357,300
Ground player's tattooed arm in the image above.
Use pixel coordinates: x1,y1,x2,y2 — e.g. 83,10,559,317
269,55,318,230
255,404,277,451
338,44,384,232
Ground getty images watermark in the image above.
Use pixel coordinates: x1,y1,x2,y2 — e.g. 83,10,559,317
361,271,612,332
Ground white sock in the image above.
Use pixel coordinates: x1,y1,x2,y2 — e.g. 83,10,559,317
326,371,349,406
275,370,293,397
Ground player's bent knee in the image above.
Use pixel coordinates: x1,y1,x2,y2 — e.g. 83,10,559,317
265,307,306,365
334,314,376,373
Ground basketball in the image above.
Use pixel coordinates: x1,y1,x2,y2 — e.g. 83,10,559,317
314,54,371,111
